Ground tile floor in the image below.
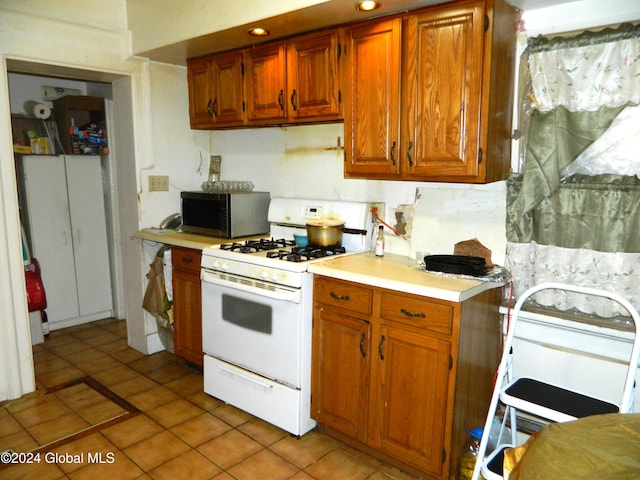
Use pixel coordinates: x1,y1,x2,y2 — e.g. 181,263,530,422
0,318,419,480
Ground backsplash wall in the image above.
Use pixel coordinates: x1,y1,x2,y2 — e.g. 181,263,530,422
211,124,507,261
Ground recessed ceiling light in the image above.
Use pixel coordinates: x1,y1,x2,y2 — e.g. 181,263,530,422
355,1,381,11
248,27,270,37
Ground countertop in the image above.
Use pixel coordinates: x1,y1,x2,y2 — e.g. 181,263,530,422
134,230,503,302
308,252,503,303
134,228,263,250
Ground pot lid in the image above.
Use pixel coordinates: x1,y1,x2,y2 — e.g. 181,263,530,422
307,219,345,227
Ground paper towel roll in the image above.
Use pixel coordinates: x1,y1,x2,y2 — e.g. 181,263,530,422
24,100,51,120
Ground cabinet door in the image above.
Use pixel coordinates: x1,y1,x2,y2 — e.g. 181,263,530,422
311,305,370,442
187,57,214,129
211,51,246,126
287,29,343,120
344,18,402,178
370,323,452,477
401,1,484,179
172,247,203,366
246,43,287,121
65,155,113,317
19,155,79,324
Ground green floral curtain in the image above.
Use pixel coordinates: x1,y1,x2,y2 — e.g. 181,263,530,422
506,23,640,317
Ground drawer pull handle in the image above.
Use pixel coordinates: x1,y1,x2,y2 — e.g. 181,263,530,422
330,291,350,301
400,308,425,319
359,333,366,358
181,257,194,264
378,335,386,360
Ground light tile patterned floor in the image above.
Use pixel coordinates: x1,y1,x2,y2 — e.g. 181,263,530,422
0,318,418,479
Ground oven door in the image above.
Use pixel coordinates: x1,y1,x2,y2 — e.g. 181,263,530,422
201,269,303,388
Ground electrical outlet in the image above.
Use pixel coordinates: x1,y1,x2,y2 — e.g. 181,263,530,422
149,175,169,191
368,202,385,225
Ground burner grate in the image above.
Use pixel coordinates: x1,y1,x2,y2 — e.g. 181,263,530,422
219,238,295,253
266,246,347,262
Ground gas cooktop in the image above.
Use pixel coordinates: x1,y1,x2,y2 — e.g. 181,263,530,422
217,238,347,263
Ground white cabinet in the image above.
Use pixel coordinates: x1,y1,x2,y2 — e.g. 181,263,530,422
18,155,113,329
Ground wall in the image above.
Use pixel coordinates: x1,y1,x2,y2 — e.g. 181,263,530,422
0,0,150,401
138,61,208,226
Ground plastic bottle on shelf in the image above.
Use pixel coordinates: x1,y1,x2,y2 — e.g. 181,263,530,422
374,225,385,257
458,427,484,480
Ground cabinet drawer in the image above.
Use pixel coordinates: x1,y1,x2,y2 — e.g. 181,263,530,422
314,277,372,316
380,293,453,335
171,246,202,273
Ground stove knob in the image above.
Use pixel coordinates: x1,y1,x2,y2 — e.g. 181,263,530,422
270,272,281,282
259,269,270,280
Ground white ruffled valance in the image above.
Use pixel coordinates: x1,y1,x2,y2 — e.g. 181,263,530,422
506,242,640,318
529,34,640,112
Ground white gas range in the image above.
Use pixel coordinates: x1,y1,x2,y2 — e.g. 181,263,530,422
200,197,372,436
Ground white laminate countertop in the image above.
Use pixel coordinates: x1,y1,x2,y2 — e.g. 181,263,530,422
133,228,264,250
308,252,503,303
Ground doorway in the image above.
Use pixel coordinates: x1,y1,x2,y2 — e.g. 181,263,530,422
5,59,145,353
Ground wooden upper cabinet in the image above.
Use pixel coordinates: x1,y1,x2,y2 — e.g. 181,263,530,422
187,57,215,129
287,29,344,121
246,43,288,122
211,51,246,126
345,0,517,183
401,2,484,179
187,52,246,128
344,18,402,178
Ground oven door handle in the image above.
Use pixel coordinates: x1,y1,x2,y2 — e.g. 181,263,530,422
219,364,274,390
201,270,301,303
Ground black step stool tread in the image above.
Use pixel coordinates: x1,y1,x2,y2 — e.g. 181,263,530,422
505,377,618,418
486,446,509,476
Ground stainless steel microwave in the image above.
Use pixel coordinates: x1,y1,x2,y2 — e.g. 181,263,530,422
180,191,270,238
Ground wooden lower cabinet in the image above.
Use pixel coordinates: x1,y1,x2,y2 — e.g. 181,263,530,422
171,246,203,367
312,307,370,442
312,275,500,479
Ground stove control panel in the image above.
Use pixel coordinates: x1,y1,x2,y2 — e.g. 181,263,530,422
259,269,283,283
303,206,323,220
